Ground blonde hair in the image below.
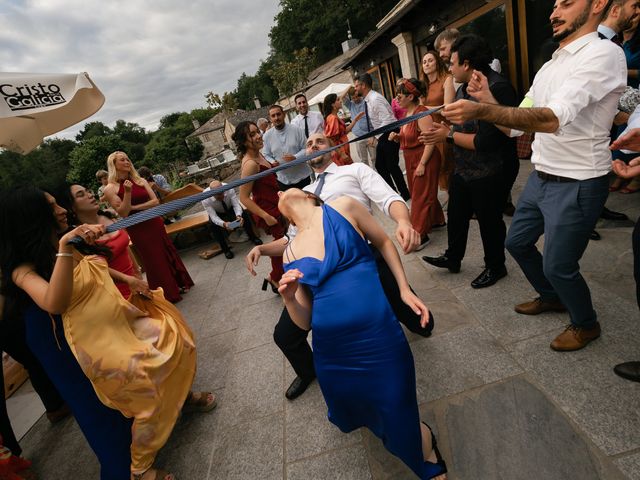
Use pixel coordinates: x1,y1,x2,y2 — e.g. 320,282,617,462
106,151,143,185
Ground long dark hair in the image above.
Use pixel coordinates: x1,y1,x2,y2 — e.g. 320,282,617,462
322,93,338,118
231,121,258,158
0,187,110,320
0,187,60,319
54,183,115,228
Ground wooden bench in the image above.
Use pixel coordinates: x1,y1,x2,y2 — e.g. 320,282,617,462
165,211,210,235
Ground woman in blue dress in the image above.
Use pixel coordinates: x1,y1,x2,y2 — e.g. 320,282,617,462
278,188,447,479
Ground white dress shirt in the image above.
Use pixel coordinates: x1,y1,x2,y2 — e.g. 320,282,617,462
597,24,617,40
364,90,396,138
262,123,312,185
291,110,324,137
201,185,243,227
303,162,404,215
525,32,626,179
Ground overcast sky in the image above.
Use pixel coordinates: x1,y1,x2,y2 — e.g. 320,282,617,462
0,0,281,138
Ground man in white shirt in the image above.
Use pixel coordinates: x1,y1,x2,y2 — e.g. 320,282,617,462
291,93,324,138
442,0,627,352
245,133,423,400
262,104,312,190
354,73,410,201
202,180,262,259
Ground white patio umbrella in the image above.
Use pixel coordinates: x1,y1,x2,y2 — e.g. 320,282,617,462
0,72,105,154
307,83,353,106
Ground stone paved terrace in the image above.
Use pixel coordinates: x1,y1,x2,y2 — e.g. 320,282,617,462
17,159,640,480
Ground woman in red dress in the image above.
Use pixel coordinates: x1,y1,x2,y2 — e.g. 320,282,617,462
59,183,151,299
235,121,284,293
389,78,444,250
322,93,364,166
103,151,193,303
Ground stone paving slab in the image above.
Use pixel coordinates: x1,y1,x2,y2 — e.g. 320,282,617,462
15,159,640,479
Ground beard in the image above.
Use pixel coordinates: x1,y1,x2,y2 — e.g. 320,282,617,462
551,6,590,42
307,152,331,169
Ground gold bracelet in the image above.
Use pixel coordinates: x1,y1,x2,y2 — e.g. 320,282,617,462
56,252,73,258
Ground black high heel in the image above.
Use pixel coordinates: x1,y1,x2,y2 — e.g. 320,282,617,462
421,421,448,478
262,278,279,294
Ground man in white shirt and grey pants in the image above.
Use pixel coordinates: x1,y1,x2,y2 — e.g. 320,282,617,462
442,0,626,352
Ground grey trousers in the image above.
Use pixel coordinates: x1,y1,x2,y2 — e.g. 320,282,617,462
505,171,608,328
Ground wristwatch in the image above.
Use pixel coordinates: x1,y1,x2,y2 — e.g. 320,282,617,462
446,126,455,144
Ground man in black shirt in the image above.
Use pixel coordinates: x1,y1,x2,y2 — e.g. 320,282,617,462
420,34,518,288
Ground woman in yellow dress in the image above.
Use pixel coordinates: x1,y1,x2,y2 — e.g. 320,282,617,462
3,186,215,480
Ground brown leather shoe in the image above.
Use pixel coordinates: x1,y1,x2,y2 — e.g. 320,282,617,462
550,323,601,351
514,297,566,315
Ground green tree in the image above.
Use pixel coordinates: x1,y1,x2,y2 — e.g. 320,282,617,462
112,120,150,145
235,58,280,109
205,91,238,112
144,112,203,171
0,138,77,190
67,135,124,190
269,0,398,64
268,47,317,97
75,121,112,142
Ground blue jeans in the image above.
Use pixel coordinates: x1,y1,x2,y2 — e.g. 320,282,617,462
505,172,609,328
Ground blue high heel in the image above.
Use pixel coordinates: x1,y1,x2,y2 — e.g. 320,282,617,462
422,421,447,478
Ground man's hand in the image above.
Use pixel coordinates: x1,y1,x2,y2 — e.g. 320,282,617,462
282,154,296,162
611,128,640,152
245,246,262,276
395,220,420,254
419,122,449,145
367,137,377,147
467,70,497,104
236,215,244,226
388,131,400,142
442,99,481,125
612,158,640,178
223,221,232,231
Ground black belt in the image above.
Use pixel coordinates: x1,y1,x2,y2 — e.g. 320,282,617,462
537,171,578,183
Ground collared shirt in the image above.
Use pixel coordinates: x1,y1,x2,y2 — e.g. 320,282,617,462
302,162,404,215
342,96,370,137
364,90,396,132
291,111,324,137
597,24,617,41
526,32,627,180
262,123,312,185
201,184,243,227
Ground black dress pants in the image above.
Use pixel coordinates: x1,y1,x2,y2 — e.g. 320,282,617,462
273,244,434,381
446,173,507,270
375,132,410,200
210,210,260,252
0,318,65,455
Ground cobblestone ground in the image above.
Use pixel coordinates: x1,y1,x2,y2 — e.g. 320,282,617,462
19,159,640,479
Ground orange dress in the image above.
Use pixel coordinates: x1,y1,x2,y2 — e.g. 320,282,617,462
399,105,445,237
63,254,196,475
324,114,353,166
424,75,454,191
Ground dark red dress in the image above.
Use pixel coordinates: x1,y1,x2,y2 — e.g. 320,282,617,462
250,163,285,282
117,181,193,302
